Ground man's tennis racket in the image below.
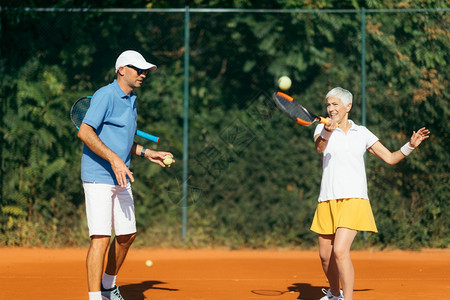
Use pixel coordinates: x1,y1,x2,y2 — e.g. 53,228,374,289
70,96,160,143
272,91,329,126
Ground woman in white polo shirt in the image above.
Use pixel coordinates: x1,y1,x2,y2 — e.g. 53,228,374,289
311,87,430,300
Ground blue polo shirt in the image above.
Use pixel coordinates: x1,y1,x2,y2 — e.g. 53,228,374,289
81,80,137,185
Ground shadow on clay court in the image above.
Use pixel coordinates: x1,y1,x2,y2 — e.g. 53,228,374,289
289,283,324,299
252,283,372,300
251,283,322,299
291,283,373,300
120,280,179,299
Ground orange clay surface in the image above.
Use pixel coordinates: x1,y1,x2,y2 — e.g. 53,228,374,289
1,248,449,299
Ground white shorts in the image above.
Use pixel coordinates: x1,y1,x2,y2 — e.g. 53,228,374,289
83,182,137,237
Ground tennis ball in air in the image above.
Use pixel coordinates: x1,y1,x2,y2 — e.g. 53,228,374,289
278,76,292,91
145,260,153,267
163,155,173,165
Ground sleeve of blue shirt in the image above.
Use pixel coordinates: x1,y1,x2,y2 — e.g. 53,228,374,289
82,91,110,130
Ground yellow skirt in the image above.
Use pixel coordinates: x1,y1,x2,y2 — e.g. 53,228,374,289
310,198,378,235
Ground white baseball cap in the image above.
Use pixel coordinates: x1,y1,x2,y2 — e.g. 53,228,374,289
115,50,157,73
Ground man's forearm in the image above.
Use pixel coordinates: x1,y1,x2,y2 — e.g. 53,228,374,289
78,123,118,163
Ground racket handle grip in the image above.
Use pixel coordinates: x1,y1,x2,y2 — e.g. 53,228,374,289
319,117,329,125
136,130,160,143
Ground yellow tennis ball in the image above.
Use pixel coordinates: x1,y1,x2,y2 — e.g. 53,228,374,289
278,76,292,91
163,155,173,165
145,260,153,267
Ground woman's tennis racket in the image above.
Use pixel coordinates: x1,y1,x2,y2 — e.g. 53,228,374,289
70,96,160,143
272,91,329,126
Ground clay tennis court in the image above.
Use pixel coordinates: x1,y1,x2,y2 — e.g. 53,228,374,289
1,248,448,299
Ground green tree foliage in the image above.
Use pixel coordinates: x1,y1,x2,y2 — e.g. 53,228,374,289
0,1,448,248
363,10,449,248
1,58,87,246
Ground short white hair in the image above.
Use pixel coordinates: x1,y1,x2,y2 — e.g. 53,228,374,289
326,87,353,106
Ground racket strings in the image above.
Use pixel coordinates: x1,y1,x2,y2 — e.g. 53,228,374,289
70,98,91,127
275,96,314,123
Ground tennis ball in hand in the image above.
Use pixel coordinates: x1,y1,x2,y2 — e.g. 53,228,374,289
163,155,173,165
145,260,153,267
278,76,292,91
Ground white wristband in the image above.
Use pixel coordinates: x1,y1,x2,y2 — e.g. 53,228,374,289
320,128,332,140
400,142,415,156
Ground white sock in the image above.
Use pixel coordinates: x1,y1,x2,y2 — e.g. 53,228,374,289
102,272,117,289
88,291,103,300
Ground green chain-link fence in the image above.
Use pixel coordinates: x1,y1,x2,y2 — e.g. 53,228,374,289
0,7,448,248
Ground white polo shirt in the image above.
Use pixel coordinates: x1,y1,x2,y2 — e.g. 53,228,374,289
314,120,379,202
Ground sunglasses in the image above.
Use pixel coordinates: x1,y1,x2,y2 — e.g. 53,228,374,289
126,65,148,76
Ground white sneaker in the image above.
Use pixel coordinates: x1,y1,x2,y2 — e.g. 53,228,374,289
319,288,344,300
101,285,124,300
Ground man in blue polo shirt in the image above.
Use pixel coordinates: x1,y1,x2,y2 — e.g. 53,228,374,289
78,50,174,300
